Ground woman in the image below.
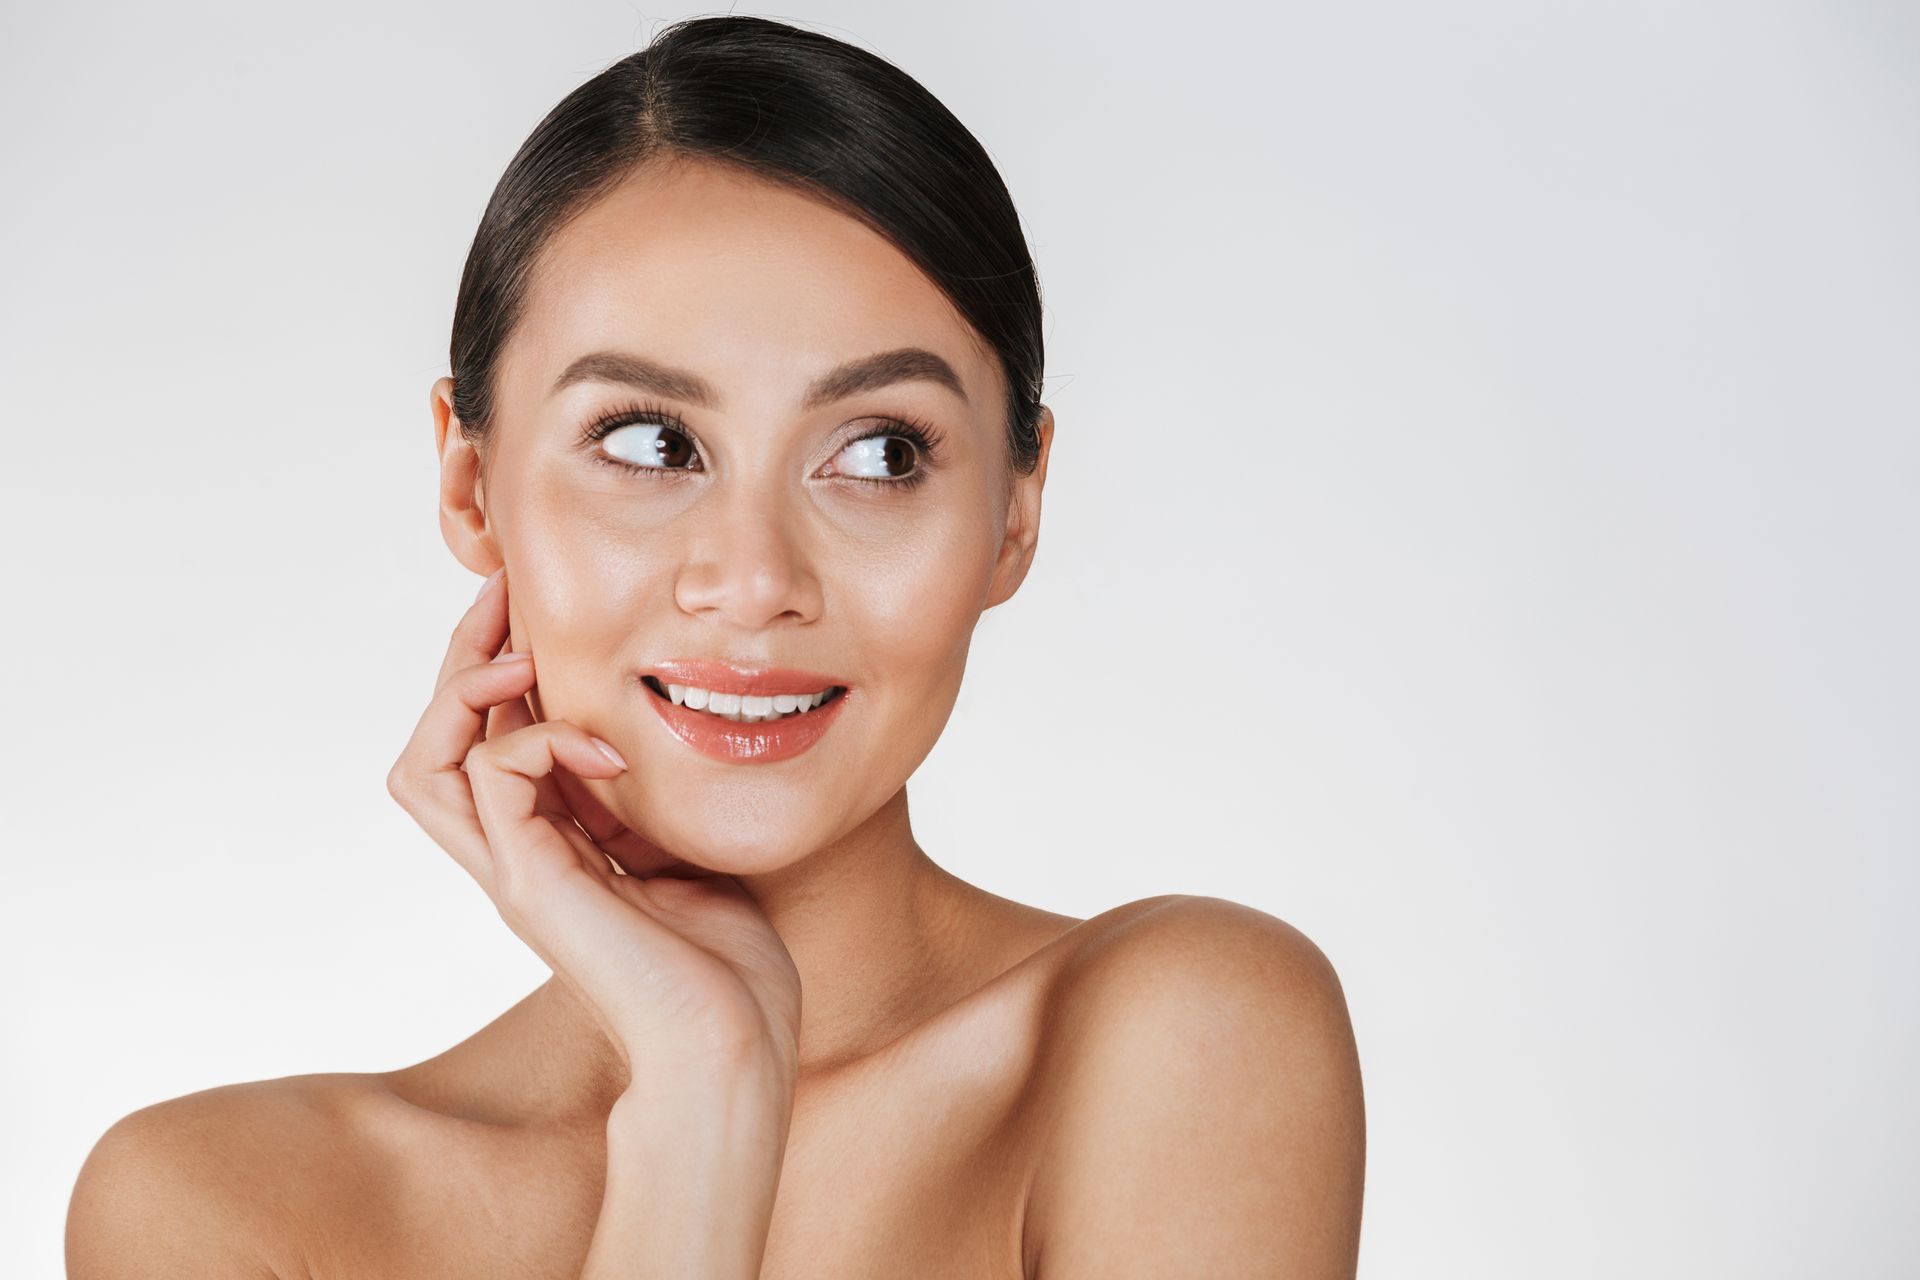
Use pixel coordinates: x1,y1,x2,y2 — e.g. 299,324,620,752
67,16,1364,1278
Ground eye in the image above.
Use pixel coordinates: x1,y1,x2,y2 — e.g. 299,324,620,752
833,433,921,482
602,421,697,470
827,419,942,490
580,405,702,476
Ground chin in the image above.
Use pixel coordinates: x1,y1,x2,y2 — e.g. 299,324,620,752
626,809,829,878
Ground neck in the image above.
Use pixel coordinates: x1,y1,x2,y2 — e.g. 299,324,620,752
522,784,985,1117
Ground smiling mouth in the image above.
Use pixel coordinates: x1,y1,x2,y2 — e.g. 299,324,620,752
641,675,849,725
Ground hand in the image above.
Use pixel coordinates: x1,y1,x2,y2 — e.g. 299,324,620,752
384,567,802,1090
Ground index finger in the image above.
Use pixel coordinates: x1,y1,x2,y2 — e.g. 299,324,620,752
435,566,512,691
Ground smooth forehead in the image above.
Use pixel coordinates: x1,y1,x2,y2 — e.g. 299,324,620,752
500,157,1000,413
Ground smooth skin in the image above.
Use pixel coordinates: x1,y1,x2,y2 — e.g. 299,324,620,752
66,154,1365,1278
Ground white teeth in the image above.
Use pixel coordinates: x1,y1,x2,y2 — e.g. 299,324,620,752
660,681,837,723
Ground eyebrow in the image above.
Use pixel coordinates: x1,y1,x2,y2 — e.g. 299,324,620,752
548,346,970,411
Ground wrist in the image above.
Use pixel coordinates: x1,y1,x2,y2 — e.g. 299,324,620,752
608,1067,793,1167
586,1080,792,1280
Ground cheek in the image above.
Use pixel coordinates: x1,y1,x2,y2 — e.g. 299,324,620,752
496,484,664,718
846,505,998,692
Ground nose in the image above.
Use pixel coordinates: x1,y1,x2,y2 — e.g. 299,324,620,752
672,484,825,632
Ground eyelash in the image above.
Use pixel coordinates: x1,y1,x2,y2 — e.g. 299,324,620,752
577,398,943,492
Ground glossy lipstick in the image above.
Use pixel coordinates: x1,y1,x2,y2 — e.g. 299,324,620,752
639,660,851,764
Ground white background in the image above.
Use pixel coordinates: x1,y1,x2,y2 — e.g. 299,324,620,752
3,1,1914,1275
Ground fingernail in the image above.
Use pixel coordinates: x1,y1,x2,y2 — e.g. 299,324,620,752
474,567,504,602
491,649,531,664
590,736,627,769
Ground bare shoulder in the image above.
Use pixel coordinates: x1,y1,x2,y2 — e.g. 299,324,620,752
1038,894,1361,1089
66,1073,383,1280
1047,892,1348,991
1024,894,1365,1278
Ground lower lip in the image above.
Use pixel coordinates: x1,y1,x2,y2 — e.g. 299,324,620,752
642,681,851,763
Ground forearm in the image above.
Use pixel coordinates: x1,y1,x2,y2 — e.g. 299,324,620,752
580,1070,793,1280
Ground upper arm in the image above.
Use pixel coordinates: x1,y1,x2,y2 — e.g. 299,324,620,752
67,1092,298,1279
1024,896,1366,1279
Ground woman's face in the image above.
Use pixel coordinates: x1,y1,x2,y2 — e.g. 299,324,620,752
433,157,1050,875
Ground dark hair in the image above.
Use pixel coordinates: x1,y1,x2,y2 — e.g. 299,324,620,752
449,15,1045,475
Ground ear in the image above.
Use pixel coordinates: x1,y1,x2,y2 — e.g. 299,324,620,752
985,404,1053,610
432,376,500,576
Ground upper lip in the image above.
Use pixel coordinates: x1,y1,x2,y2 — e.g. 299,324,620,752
643,659,850,697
